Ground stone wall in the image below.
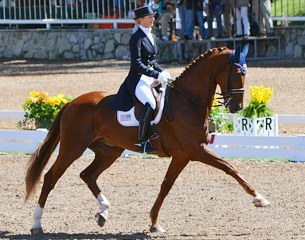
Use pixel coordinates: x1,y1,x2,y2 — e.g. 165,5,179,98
276,26,305,58
0,26,304,61
0,29,132,60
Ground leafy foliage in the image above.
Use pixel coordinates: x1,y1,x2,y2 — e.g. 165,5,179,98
19,91,73,130
209,98,233,133
240,86,274,119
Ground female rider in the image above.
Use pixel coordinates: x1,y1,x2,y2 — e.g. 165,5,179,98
109,5,171,153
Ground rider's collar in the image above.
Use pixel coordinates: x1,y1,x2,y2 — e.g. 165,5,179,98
140,25,152,34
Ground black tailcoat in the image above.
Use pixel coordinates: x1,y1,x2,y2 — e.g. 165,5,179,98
109,27,163,111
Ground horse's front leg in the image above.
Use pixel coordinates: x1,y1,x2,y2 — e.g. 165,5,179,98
193,143,270,207
150,156,189,233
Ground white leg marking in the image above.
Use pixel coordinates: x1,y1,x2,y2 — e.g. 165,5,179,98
253,193,270,207
97,194,110,220
32,204,43,230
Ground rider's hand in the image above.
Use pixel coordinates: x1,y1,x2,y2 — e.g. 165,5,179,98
158,71,171,85
151,79,161,88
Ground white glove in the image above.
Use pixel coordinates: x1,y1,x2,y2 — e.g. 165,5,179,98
158,71,171,87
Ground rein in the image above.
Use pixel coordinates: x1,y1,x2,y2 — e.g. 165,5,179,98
167,53,245,109
167,80,202,105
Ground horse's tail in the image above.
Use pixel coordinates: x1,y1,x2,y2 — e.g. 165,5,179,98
25,103,69,201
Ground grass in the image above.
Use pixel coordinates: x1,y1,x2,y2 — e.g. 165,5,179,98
272,0,305,17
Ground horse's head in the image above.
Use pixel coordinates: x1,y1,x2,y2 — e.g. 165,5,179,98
215,44,249,113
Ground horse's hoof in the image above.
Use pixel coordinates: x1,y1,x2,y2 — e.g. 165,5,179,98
253,194,270,207
30,227,44,235
95,213,107,227
150,224,165,233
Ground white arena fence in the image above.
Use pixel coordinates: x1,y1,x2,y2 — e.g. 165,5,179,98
0,0,136,29
0,0,304,29
0,110,305,162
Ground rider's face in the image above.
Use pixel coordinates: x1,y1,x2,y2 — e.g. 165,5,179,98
139,14,155,28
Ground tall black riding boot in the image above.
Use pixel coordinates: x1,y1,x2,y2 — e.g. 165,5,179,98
136,103,157,154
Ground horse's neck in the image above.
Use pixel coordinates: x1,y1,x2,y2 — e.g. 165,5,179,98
175,64,216,106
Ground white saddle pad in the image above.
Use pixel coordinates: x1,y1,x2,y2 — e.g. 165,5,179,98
117,87,166,127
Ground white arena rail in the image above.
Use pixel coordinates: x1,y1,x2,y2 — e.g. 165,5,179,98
0,110,24,119
208,134,305,162
0,111,305,161
0,129,48,153
0,129,94,154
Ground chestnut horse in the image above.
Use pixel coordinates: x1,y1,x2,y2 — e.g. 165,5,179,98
25,46,270,234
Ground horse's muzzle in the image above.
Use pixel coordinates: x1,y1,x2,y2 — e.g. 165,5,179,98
225,98,242,113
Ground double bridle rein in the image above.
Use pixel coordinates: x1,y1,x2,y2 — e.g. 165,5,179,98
167,63,245,108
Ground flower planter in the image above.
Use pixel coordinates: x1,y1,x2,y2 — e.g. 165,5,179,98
20,91,72,130
35,118,52,130
233,116,278,136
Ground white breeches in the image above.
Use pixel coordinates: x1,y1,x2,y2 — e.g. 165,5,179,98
135,75,157,110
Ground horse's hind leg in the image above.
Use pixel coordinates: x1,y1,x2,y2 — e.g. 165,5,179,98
195,145,270,207
150,156,189,233
80,144,124,228
31,146,87,234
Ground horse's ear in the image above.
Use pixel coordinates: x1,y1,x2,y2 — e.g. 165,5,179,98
242,44,249,58
233,45,241,63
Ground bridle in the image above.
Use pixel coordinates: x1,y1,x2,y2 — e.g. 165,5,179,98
214,64,245,108
167,58,245,107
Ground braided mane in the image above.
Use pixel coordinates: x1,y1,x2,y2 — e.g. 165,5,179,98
176,47,228,80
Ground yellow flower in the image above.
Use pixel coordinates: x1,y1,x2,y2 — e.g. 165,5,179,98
47,97,56,107
29,91,40,98
241,85,274,118
249,85,273,104
21,91,73,130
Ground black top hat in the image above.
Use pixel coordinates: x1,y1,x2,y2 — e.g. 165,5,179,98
134,5,155,19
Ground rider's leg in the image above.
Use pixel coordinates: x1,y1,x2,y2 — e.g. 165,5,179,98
136,79,156,109
135,79,157,153
137,102,154,144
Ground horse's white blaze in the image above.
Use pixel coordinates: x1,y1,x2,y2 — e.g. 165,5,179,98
97,194,110,219
32,204,43,229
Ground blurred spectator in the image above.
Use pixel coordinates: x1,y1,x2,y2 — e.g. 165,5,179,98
251,0,274,36
184,0,195,39
179,0,207,40
153,0,176,41
207,0,223,39
222,0,234,38
160,0,176,41
193,0,207,40
233,0,250,38
177,0,187,39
